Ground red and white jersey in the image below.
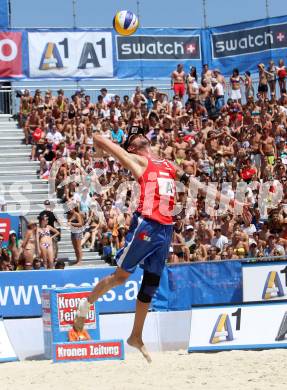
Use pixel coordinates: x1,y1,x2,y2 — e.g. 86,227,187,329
137,158,176,225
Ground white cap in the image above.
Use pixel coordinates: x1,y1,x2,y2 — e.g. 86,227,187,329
185,225,194,230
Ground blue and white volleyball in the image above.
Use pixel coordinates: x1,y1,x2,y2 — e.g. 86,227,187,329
113,10,139,36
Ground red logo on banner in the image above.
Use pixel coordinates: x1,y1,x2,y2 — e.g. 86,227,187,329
57,291,96,331
0,32,22,77
55,341,123,361
0,218,11,241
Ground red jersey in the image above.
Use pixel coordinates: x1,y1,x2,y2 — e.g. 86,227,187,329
137,158,176,225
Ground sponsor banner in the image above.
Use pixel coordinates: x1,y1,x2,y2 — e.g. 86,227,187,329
0,267,143,318
116,34,200,61
53,340,124,363
0,0,8,29
208,14,287,75
43,288,100,358
0,318,18,362
242,261,287,302
188,301,287,352
28,31,113,78
0,32,23,77
115,27,202,79
57,291,96,331
0,213,20,244
153,261,242,311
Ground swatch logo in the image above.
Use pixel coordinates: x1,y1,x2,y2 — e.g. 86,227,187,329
117,35,201,60
212,22,287,58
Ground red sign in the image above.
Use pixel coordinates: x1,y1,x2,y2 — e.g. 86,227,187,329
0,217,11,241
57,291,96,331
54,341,124,362
0,32,22,77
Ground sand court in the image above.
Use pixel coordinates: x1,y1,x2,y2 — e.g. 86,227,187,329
1,349,287,390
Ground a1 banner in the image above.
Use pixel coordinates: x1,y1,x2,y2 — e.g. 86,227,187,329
243,262,287,302
28,31,113,78
188,301,287,352
0,318,18,362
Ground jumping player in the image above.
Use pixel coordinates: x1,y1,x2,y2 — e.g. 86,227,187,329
74,128,189,362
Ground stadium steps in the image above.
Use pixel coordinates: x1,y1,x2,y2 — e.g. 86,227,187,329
0,117,106,268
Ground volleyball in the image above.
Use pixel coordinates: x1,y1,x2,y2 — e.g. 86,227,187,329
113,10,139,36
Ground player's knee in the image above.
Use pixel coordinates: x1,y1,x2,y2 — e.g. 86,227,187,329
137,270,161,303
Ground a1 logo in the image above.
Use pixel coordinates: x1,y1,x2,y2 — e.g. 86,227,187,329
39,37,107,70
209,308,242,344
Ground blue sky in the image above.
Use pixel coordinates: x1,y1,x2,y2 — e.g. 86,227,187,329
10,0,287,29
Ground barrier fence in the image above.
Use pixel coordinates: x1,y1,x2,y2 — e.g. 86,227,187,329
1,258,287,318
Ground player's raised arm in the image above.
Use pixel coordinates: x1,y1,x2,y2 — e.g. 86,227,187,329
93,133,147,179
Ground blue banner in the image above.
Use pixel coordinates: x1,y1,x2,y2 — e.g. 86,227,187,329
115,27,202,79
153,261,243,311
1,16,287,79
0,267,143,318
0,0,8,28
0,262,242,318
207,15,287,75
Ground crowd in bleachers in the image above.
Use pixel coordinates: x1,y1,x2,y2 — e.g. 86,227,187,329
2,58,287,271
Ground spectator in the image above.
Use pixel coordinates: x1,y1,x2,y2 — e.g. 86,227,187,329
21,220,38,270
210,226,228,251
13,69,287,270
38,214,60,269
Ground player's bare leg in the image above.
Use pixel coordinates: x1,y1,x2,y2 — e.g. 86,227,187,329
127,299,152,363
73,267,130,331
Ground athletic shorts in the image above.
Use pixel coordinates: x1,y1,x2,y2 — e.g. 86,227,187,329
231,89,241,101
258,84,268,93
116,212,173,276
173,83,185,98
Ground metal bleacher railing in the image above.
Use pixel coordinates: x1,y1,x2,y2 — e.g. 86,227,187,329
0,77,266,116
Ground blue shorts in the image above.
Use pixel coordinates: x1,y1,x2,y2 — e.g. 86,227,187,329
116,212,173,276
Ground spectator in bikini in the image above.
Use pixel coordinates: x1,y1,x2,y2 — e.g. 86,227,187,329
38,214,60,269
21,220,38,270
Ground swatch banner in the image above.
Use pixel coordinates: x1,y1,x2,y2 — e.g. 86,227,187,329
0,0,8,29
0,14,287,79
206,14,287,75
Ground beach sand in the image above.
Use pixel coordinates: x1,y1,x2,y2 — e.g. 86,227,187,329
1,349,287,390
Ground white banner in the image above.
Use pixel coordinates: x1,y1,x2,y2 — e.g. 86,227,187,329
0,319,17,362
28,32,113,78
189,302,287,352
243,262,287,302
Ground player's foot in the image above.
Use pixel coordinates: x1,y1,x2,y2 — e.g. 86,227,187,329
73,298,90,331
127,335,152,363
